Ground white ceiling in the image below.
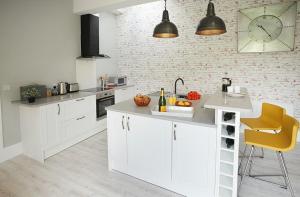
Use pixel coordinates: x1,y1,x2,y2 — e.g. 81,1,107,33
73,0,159,14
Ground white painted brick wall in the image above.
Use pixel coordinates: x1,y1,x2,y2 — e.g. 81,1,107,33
116,0,300,119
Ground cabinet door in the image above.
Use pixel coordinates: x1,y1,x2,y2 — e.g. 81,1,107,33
172,122,217,197
127,114,172,188
43,103,61,150
115,86,136,103
107,111,128,173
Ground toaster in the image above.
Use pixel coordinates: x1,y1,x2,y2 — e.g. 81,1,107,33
67,83,79,93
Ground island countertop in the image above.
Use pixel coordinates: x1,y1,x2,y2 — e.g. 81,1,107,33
106,95,216,128
204,89,252,112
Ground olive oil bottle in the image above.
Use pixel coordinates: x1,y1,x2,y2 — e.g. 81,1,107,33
159,88,167,112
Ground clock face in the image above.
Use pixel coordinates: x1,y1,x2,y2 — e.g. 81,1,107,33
248,15,283,42
238,2,297,53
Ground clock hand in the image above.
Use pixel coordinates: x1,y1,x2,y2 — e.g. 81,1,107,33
257,24,272,38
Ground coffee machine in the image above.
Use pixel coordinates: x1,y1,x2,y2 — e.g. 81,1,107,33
222,78,232,92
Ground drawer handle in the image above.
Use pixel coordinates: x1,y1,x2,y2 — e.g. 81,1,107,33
127,117,130,131
75,98,85,102
173,124,177,141
58,104,60,115
122,116,125,130
76,116,86,120
174,130,176,141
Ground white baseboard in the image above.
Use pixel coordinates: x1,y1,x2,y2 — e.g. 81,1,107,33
0,142,23,163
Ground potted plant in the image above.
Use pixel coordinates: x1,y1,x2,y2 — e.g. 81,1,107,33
21,87,41,103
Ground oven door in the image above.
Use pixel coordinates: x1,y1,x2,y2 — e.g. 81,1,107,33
96,96,115,119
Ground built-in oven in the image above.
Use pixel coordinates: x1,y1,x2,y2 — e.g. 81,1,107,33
96,90,115,119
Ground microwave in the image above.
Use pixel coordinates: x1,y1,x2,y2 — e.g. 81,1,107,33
109,76,127,86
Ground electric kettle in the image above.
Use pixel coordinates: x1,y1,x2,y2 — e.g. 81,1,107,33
58,82,67,95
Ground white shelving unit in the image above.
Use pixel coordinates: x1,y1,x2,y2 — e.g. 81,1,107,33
204,89,252,197
216,109,240,197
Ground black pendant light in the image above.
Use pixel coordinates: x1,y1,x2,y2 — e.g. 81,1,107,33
196,0,226,36
153,0,178,38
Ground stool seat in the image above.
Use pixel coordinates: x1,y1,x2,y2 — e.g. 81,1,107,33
241,117,281,130
239,115,299,197
245,129,291,152
241,103,285,131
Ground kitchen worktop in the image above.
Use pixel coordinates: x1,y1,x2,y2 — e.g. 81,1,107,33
12,92,96,107
204,88,252,112
106,95,216,128
81,84,135,93
12,85,135,107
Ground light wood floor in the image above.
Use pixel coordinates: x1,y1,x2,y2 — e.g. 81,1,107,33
0,131,299,197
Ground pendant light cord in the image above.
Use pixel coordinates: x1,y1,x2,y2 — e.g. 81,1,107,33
164,0,167,10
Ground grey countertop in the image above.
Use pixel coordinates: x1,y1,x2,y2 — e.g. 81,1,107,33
12,85,135,107
106,95,216,128
204,89,252,112
80,84,135,93
12,92,96,107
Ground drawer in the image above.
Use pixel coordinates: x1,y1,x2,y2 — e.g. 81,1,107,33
67,95,96,119
67,111,96,139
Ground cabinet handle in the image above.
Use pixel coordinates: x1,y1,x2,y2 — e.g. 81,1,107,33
122,116,125,130
174,130,176,141
127,117,130,131
76,116,86,120
76,98,85,102
58,104,60,115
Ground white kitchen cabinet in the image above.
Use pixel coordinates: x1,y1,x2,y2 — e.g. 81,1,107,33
127,114,172,188
114,86,136,103
172,122,217,197
107,111,128,172
107,110,217,197
42,103,64,151
20,95,98,163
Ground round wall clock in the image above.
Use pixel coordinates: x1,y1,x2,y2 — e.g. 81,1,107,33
238,2,297,53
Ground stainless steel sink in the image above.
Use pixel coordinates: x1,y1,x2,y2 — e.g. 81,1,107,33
148,91,173,97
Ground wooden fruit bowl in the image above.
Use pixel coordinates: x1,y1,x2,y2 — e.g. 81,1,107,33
175,100,192,107
134,95,151,107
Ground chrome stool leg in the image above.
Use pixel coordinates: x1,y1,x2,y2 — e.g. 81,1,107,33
260,147,264,158
239,145,254,193
238,145,248,174
278,151,295,197
276,152,288,189
246,151,290,189
248,147,255,175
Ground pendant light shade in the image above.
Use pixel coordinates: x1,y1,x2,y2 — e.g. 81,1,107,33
153,0,178,38
196,0,226,36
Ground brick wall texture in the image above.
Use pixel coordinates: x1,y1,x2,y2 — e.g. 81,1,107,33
116,0,300,119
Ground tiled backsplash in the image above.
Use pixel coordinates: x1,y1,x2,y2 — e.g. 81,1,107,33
116,0,300,119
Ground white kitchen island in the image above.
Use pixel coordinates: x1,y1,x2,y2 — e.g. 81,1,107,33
106,91,252,197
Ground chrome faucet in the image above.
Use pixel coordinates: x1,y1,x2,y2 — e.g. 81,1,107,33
174,78,184,95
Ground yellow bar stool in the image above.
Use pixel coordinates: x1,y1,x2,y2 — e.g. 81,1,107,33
240,103,286,158
239,114,299,197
